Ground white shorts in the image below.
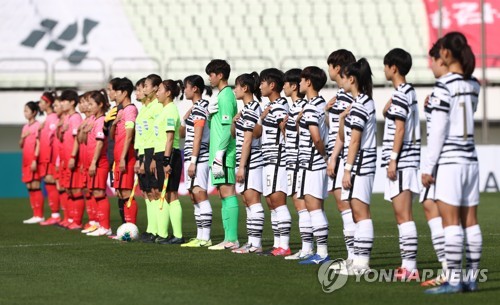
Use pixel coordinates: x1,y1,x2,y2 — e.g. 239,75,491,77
295,168,328,200
434,163,479,207
327,159,344,192
236,166,263,194
383,168,420,202
287,168,299,196
263,164,287,197
184,161,209,191
419,183,436,203
341,174,374,204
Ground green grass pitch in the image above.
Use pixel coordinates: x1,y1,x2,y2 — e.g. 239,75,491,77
1,193,499,305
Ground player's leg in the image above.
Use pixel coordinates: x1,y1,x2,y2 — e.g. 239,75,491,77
164,151,184,244
233,188,263,254
461,163,481,292
87,187,112,237
270,191,291,256
285,193,313,260
40,171,61,225
298,194,329,265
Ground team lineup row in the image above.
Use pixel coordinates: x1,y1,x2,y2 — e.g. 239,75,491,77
19,31,481,294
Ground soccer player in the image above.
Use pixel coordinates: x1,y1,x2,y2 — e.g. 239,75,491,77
420,39,448,288
60,90,84,229
38,92,62,225
382,48,421,280
231,72,265,254
325,50,357,264
423,32,482,294
282,68,312,260
112,78,138,225
20,101,43,224
85,90,112,236
331,59,377,274
136,74,163,243
151,79,184,245
295,66,330,265
204,59,240,250
258,68,292,256
77,93,99,233
180,75,214,248
105,78,120,191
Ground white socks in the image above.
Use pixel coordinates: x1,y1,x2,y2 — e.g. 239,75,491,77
275,205,292,250
398,221,418,271
298,209,313,253
198,200,212,241
249,203,264,248
444,225,464,286
341,209,356,260
428,217,446,269
353,219,374,267
310,209,329,258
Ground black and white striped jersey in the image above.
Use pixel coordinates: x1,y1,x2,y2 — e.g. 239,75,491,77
343,94,377,176
423,73,480,174
261,97,289,167
381,83,421,169
285,98,307,170
298,96,328,171
327,89,354,156
184,99,210,163
235,100,263,169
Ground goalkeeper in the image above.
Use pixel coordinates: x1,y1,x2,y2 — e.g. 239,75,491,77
205,59,240,250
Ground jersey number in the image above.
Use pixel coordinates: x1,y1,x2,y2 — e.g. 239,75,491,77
459,101,467,140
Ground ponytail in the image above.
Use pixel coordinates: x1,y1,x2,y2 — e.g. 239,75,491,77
344,58,373,97
89,89,111,113
441,31,476,79
26,101,41,116
162,79,184,100
184,75,212,97
235,71,262,101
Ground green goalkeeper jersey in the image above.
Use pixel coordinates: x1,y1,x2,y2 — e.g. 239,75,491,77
209,86,237,168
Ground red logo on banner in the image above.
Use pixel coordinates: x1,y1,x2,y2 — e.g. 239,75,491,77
423,0,500,67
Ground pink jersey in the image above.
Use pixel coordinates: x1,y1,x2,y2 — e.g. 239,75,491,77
114,104,137,161
87,116,108,168
21,121,40,166
79,115,95,168
61,112,83,163
38,113,59,164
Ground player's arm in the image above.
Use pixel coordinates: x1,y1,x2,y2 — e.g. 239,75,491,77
180,108,191,138
89,140,104,177
342,104,368,189
214,96,236,159
387,94,408,181
236,129,253,183
422,87,450,187
304,107,327,160
119,122,135,172
31,137,40,172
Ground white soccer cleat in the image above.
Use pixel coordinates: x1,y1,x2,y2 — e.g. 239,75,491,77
224,240,240,250
23,216,44,224
208,240,229,250
329,258,353,270
352,264,374,275
87,227,112,237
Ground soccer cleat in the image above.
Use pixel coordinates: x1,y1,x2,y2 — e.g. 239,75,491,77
336,260,356,276
285,250,315,260
271,247,292,256
199,239,212,247
166,237,185,245
258,247,277,256
140,232,153,242
299,254,331,265
155,236,172,244
421,274,447,287
181,238,200,247
23,216,44,224
463,281,478,292
81,224,99,234
82,222,93,230
67,222,82,230
352,264,374,275
224,241,240,250
425,282,463,295
57,219,70,228
39,217,61,226
232,243,250,254
141,234,159,243
329,258,353,270
395,267,420,281
87,227,112,237
208,240,229,250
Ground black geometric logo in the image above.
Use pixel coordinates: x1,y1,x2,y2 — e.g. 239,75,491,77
21,18,99,65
